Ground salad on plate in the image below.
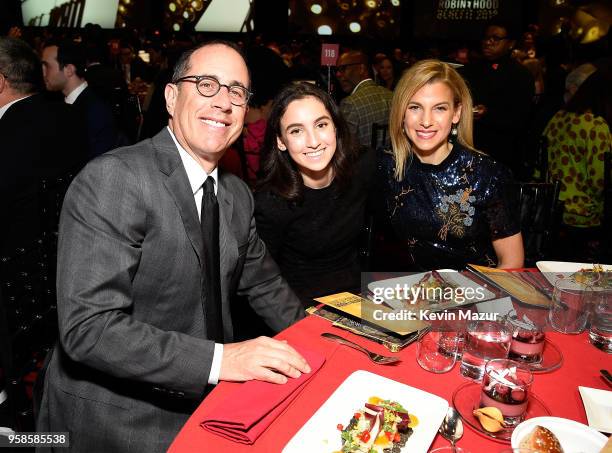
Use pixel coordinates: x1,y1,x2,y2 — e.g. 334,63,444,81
337,396,418,453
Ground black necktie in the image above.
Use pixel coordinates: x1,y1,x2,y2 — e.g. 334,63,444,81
201,177,223,342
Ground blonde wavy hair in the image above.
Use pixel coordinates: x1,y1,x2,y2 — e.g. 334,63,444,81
389,59,475,180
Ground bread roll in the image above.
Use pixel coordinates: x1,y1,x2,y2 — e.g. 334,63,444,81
519,425,564,453
600,435,612,453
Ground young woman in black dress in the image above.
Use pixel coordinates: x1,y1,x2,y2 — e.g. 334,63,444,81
255,82,374,306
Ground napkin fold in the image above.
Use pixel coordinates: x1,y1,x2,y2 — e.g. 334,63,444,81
201,347,325,444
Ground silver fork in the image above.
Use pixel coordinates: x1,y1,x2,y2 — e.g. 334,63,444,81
321,332,401,364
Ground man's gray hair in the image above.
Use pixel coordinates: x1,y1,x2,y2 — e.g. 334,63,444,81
0,37,42,95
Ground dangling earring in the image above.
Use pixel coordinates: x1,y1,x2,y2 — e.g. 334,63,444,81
451,123,458,137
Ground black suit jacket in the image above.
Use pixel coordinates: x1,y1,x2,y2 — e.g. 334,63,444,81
73,86,122,158
460,56,535,174
0,93,86,252
36,128,304,453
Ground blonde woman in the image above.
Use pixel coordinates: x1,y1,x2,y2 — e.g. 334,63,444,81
380,59,524,270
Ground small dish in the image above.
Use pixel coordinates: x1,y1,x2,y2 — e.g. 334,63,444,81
511,416,607,451
536,261,612,286
452,382,551,443
578,386,612,434
283,370,448,453
519,339,563,374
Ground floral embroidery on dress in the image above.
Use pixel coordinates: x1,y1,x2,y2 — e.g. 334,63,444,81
458,156,475,185
390,186,415,217
437,188,476,240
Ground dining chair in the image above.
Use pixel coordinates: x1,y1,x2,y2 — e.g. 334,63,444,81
0,170,73,431
0,237,58,431
534,135,550,182
359,214,375,271
514,180,562,267
370,123,389,151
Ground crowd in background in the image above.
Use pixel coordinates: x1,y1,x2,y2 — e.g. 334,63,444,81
2,21,611,264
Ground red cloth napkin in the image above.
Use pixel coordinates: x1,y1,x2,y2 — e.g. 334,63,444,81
200,347,325,444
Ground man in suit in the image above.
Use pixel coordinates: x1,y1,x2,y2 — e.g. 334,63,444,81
41,41,123,158
36,41,309,453
336,49,393,148
0,37,84,253
460,22,534,177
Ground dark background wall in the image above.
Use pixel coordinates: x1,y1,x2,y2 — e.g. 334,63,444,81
0,0,22,35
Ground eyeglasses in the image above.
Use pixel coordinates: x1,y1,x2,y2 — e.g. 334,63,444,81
482,35,509,43
336,62,362,73
173,75,252,106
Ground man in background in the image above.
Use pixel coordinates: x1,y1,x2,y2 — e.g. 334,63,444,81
336,49,393,148
0,37,83,252
41,40,123,158
461,22,534,177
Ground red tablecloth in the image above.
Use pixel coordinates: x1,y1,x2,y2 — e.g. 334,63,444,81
168,314,610,453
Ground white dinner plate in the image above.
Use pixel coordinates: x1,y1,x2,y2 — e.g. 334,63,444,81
511,416,607,452
579,386,612,434
367,270,497,311
282,370,448,453
536,261,612,286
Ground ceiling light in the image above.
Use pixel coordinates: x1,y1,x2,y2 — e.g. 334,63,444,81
317,25,332,35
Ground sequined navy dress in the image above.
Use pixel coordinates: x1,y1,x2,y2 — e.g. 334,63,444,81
379,143,520,270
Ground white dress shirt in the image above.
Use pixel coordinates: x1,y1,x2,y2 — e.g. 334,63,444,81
167,126,223,385
0,95,31,120
64,81,88,104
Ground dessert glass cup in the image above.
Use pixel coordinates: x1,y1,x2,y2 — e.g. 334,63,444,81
506,314,545,364
480,359,533,428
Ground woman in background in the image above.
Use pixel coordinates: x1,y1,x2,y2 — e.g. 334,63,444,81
377,56,398,91
380,60,523,270
543,69,611,260
255,82,374,306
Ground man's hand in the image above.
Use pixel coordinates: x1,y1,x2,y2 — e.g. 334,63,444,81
219,336,311,384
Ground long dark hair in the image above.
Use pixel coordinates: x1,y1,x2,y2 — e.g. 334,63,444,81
257,82,357,200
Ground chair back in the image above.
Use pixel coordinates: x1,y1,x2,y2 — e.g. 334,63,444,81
535,135,550,182
0,239,57,431
371,123,389,150
359,214,375,271
514,180,561,266
0,172,70,430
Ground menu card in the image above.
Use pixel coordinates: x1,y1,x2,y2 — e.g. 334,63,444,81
306,305,424,352
312,292,428,337
467,264,551,307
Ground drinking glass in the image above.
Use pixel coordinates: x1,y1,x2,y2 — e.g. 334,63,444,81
506,312,546,364
480,359,533,428
416,331,459,373
549,278,590,334
460,320,511,381
588,287,612,353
